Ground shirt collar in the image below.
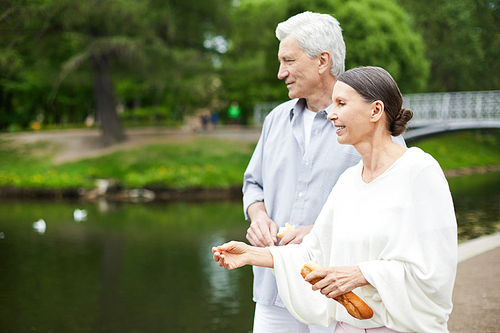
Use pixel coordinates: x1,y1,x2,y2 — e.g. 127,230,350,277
289,98,332,122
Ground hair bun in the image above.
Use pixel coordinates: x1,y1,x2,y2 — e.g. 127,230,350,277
390,107,413,136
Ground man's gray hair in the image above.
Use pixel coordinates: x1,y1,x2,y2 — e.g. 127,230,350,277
275,11,346,77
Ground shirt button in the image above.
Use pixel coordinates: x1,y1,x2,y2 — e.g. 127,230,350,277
298,192,303,197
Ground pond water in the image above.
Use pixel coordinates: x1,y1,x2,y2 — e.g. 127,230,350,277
0,171,499,332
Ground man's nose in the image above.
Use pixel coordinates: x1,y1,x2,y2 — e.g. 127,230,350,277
277,65,288,80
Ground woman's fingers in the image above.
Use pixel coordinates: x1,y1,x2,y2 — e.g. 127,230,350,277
306,269,327,289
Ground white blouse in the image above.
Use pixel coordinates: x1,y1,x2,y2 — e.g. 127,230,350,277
269,147,457,332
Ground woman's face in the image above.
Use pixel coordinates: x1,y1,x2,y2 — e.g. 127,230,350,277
327,81,374,146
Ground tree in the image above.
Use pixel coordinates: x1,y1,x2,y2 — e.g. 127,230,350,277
337,0,429,93
0,1,52,130
1,0,232,144
44,0,168,146
397,0,500,92
220,0,430,119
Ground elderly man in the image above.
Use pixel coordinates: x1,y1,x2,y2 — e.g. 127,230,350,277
242,11,405,333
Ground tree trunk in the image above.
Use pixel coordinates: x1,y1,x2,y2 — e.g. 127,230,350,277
92,54,126,146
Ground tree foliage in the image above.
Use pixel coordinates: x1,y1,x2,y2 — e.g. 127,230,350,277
338,0,429,93
220,0,430,118
0,0,232,143
0,0,498,133
397,0,500,92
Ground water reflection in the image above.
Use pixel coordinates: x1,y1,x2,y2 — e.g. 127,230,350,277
202,234,244,331
203,234,239,306
448,171,500,242
0,171,497,332
0,200,254,332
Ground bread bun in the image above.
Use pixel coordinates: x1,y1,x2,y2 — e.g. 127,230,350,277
277,223,295,239
300,261,374,320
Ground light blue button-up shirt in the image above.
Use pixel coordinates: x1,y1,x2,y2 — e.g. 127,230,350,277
243,98,362,307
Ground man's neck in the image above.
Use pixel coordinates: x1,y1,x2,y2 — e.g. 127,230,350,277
305,98,332,113
304,78,336,112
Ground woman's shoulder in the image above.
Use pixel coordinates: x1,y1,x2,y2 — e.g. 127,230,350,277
404,147,445,178
405,147,439,164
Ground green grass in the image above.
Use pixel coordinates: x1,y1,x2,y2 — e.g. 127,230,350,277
1,129,499,190
408,129,500,170
0,138,256,189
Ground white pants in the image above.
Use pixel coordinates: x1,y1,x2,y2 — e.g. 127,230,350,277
253,303,337,333
335,322,404,332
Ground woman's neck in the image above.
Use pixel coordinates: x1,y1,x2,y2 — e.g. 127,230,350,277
356,136,407,183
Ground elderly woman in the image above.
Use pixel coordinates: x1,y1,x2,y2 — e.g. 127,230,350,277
212,66,457,333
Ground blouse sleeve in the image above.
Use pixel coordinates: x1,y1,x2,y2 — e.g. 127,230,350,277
268,190,340,327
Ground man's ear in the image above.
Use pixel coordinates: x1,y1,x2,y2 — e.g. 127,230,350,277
371,101,385,122
318,51,331,75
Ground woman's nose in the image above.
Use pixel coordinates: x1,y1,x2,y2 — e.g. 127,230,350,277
327,111,338,121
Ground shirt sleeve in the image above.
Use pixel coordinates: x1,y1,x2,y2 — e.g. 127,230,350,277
242,120,268,220
358,162,457,332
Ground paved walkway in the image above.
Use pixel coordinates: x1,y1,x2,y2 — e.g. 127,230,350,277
448,233,500,332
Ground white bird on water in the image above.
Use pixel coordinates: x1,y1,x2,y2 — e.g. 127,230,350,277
73,209,87,222
33,219,46,234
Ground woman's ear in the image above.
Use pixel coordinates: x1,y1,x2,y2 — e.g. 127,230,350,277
370,100,385,123
318,51,331,75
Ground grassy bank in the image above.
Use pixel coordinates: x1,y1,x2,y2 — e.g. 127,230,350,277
0,129,499,191
408,129,500,170
0,137,256,190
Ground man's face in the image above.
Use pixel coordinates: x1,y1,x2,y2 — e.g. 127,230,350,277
277,36,321,100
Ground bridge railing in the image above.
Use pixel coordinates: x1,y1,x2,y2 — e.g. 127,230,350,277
253,101,282,126
404,90,500,128
252,90,500,127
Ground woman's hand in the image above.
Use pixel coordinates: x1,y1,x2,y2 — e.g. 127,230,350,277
212,241,251,270
305,265,370,299
278,225,314,245
212,240,274,270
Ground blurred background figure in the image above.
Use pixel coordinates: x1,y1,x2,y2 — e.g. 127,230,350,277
227,102,241,128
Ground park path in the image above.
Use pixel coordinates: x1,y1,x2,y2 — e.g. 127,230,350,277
0,126,262,164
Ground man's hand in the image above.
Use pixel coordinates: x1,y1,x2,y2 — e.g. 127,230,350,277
246,202,278,247
278,225,314,246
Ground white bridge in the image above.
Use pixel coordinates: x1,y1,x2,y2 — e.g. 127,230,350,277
253,90,500,140
403,90,500,140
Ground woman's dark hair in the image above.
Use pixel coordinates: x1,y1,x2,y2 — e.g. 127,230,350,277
337,66,413,136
